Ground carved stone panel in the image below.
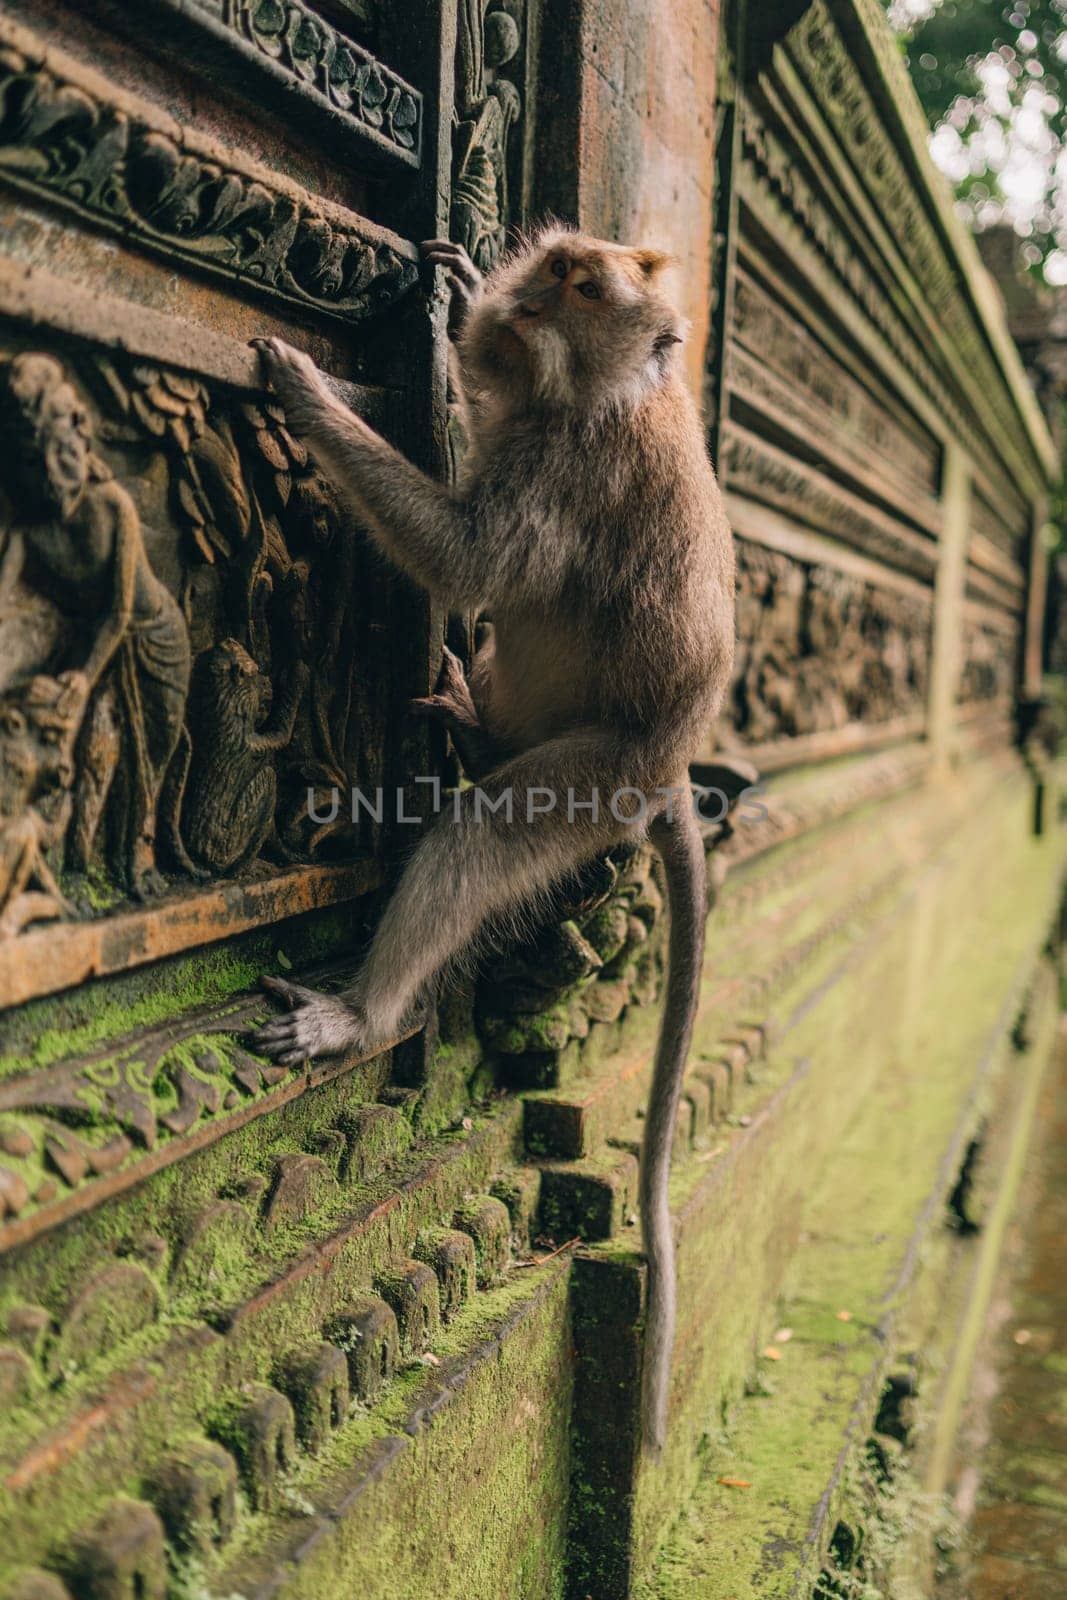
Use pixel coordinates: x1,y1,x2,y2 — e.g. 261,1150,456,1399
451,1,525,272
0,315,399,989
720,538,931,755
0,16,419,323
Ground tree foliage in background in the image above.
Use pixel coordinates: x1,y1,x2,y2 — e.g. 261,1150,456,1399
890,0,1067,279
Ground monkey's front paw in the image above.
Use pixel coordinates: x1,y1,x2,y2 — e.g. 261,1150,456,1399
251,337,331,429
249,974,370,1065
421,239,483,322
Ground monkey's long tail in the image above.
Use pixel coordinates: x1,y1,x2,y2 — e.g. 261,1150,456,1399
640,799,707,1456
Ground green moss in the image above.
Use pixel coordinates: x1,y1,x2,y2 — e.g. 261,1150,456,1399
0,906,356,1076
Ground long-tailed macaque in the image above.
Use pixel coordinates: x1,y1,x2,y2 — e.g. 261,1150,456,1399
250,228,736,1453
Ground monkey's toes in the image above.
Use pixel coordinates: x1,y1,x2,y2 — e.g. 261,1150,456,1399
409,693,456,722
248,1013,306,1064
260,973,319,1007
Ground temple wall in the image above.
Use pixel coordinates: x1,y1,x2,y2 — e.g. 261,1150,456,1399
0,3,1063,1597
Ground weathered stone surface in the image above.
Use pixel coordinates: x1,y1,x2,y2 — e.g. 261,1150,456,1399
327,1294,400,1406
279,1342,351,1454
491,1166,543,1252
412,1229,476,1321
0,1344,32,1406
151,1438,238,1556
0,1571,72,1600
375,1261,441,1357
453,1195,511,1286
263,1153,335,1229
46,1263,160,1382
539,1153,639,1244
214,1385,296,1512
71,1499,167,1600
338,1103,413,1183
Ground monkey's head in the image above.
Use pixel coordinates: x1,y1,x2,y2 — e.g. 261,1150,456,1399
461,227,686,411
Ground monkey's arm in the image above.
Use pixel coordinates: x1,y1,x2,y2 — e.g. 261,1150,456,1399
253,339,483,608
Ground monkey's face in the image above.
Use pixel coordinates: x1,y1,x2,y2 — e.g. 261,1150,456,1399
466,228,687,409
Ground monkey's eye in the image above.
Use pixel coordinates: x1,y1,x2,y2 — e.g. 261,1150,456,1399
550,258,568,280
577,281,600,300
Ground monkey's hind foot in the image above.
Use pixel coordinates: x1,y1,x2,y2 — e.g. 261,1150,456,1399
410,645,478,728
250,974,374,1066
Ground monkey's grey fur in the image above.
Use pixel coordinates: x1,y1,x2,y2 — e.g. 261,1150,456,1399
249,227,735,1454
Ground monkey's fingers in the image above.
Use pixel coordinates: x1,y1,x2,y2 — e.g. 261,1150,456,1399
412,697,457,729
421,240,482,292
250,337,323,399
436,644,472,696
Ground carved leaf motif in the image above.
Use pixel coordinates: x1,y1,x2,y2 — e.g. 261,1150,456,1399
193,0,423,157
253,0,286,35
0,31,418,320
0,1025,301,1228
391,92,419,148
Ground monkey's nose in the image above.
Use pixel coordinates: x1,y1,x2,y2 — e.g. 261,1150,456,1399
515,302,541,319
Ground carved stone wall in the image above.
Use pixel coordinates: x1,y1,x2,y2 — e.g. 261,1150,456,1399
708,0,1047,770
0,2,1059,1598
0,3,554,1596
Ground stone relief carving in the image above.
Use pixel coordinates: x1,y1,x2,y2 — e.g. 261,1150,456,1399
0,21,418,323
451,2,523,272
738,98,971,454
959,614,1017,705
186,0,422,158
785,0,1021,466
0,1011,293,1229
0,674,82,938
0,354,195,900
182,638,309,874
724,540,930,746
0,340,388,941
730,274,940,499
477,844,664,1067
720,427,938,582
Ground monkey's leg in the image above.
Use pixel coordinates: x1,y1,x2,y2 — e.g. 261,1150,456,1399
250,731,648,1065
410,646,508,781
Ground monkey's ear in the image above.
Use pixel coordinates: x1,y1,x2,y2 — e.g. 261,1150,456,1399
632,248,675,279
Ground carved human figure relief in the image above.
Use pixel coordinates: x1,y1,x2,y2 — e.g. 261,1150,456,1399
0,354,195,902
451,4,522,272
